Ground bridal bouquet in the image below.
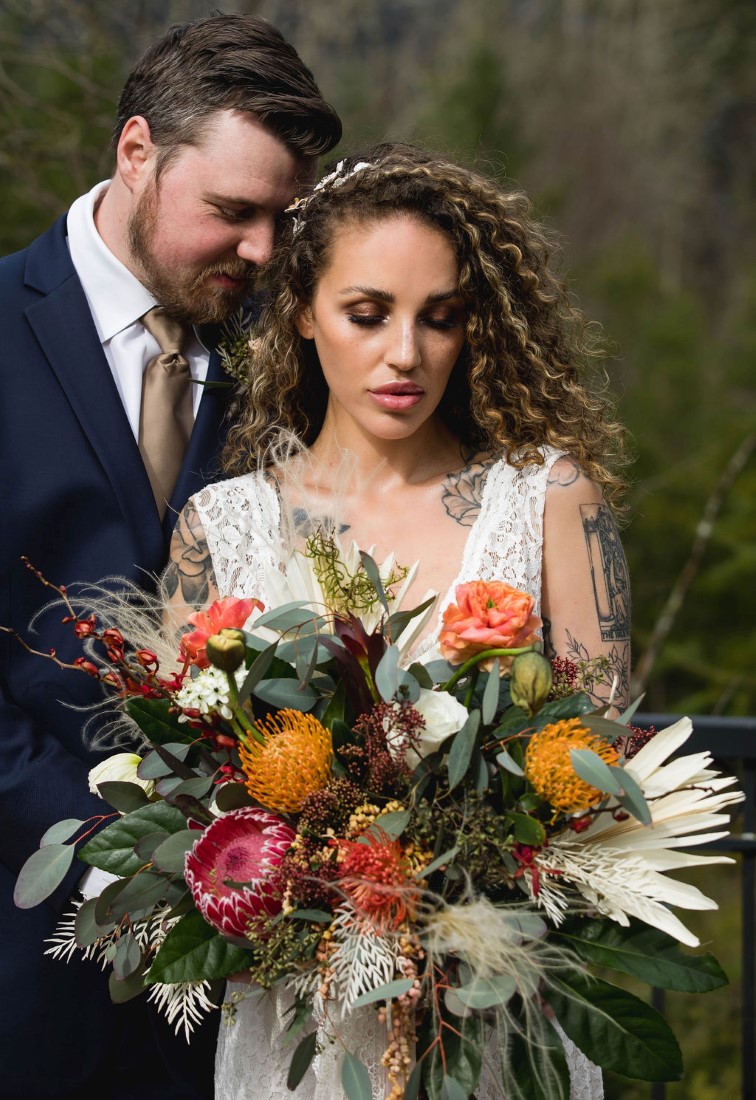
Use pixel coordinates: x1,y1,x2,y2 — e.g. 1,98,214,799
15,539,741,1099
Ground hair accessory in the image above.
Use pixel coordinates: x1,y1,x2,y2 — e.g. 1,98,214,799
286,159,374,236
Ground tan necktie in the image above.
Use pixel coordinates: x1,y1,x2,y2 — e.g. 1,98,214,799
139,306,194,518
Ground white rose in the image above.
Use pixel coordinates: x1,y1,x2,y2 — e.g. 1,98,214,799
88,752,156,801
409,688,470,764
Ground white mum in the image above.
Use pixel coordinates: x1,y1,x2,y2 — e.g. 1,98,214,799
175,666,246,721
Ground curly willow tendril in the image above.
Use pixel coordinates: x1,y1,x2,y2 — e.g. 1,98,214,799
306,531,407,617
221,144,629,517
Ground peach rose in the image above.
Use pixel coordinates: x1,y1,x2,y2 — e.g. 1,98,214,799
181,596,263,669
439,581,542,670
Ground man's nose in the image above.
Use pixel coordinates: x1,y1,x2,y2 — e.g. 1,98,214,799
235,221,276,265
386,321,422,371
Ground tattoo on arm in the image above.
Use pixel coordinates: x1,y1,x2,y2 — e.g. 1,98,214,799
291,507,350,538
580,503,631,642
163,502,217,609
547,457,581,488
565,631,630,709
441,457,492,527
541,615,557,660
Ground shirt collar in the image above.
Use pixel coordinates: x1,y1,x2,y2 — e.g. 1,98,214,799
66,181,158,343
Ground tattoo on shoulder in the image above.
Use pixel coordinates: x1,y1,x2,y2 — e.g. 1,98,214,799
547,457,582,487
580,503,631,642
291,507,350,538
164,501,217,609
441,455,493,527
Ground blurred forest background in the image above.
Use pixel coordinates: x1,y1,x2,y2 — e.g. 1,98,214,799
0,1,753,1095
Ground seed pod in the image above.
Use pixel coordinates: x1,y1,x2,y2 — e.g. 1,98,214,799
509,651,553,716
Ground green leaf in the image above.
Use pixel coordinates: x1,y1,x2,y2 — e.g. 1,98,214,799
617,696,645,725
375,644,400,702
481,661,500,725
570,748,622,796
125,697,193,744
454,974,516,1009
213,782,254,812
288,909,333,923
80,801,188,875
113,931,143,979
286,1031,318,1091
407,661,434,689
548,972,683,1081
403,1060,424,1100
169,775,215,800
424,1013,483,1099
40,819,84,846
387,597,437,644
369,810,410,839
75,896,114,945
535,693,593,721
555,919,728,992
151,829,198,873
145,909,252,984
358,550,390,615
508,1021,571,1100
351,979,414,1008
108,964,147,1004
107,871,170,921
96,781,150,813
447,710,480,791
580,714,627,743
138,742,194,780
254,601,322,632
496,748,524,776
440,1079,468,1100
416,845,459,879
95,878,129,926
13,844,75,908
253,677,319,710
611,765,652,825
134,832,166,861
238,640,279,704
280,995,313,1046
507,811,546,846
341,1051,372,1100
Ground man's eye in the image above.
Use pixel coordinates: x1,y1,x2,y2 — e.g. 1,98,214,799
216,207,253,221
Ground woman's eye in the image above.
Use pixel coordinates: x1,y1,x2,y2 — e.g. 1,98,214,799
423,314,460,330
347,313,384,326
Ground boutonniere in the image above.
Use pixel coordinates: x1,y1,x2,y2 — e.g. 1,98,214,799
216,308,258,384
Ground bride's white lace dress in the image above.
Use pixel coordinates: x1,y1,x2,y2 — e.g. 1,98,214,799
192,449,603,1100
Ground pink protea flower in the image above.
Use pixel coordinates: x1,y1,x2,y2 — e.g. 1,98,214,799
184,807,295,939
181,596,263,669
439,580,541,670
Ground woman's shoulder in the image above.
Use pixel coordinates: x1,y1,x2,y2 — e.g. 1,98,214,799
189,469,279,529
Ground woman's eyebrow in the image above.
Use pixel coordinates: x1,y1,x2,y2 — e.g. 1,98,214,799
337,286,462,304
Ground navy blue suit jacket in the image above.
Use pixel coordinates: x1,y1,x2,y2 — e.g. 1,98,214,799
0,215,229,1098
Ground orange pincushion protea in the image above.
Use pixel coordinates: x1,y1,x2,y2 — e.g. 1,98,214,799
524,718,620,814
337,828,419,931
239,709,333,813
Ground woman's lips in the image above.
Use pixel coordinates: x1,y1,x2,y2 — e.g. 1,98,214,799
369,382,424,410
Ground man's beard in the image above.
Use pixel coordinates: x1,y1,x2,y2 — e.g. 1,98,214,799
127,182,257,326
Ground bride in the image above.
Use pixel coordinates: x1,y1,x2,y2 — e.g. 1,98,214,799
164,144,630,1099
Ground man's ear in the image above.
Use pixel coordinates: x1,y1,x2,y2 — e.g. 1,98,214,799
295,304,315,340
116,116,156,192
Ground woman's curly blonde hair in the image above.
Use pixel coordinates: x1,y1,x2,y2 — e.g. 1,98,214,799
222,143,628,512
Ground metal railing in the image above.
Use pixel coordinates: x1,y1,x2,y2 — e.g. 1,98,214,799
633,713,756,1100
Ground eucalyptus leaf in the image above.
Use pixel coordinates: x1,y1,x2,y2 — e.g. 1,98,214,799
108,965,147,1004
579,714,627,743
238,640,279,704
617,695,645,725
454,974,516,1009
138,743,193,780
40,819,84,846
80,801,188,876
534,693,593,721
548,972,683,1080
213,782,254,812
441,1078,468,1100
424,1013,483,1099
253,677,318,710
108,871,169,921
96,781,151,813
447,710,480,791
170,775,215,800
386,596,437,643
145,910,252,984
481,661,500,725
417,845,459,879
151,829,198,873
375,645,400,703
508,1021,571,1100
351,979,414,1008
13,844,75,908
570,748,622,797
369,810,410,839
341,1051,372,1100
286,1031,318,1091
113,931,143,979
254,601,322,632
289,909,333,923
358,550,390,615
496,749,525,777
507,812,546,846
611,765,652,825
75,896,115,945
407,661,434,689
134,832,166,861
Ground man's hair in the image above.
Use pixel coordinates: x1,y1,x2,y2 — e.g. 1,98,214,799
114,14,341,168
222,144,629,513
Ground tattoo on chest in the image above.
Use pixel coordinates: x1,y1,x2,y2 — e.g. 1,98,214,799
441,456,493,527
580,503,631,642
291,507,351,538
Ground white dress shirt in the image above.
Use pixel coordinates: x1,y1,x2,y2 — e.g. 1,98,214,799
66,180,210,437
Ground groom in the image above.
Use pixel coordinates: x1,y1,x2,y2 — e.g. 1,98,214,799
0,14,340,1099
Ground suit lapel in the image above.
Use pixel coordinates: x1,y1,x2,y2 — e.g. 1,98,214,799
25,259,164,565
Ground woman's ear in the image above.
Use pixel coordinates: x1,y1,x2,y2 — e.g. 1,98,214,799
295,304,315,340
